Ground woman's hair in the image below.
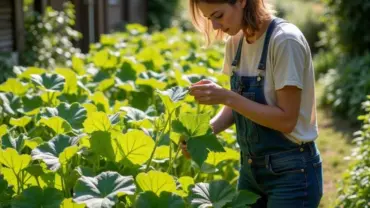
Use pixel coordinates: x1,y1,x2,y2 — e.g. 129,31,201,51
189,0,275,45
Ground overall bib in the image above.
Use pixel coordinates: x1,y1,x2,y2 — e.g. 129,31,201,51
230,18,323,208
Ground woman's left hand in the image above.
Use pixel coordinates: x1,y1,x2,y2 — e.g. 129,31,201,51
189,79,230,105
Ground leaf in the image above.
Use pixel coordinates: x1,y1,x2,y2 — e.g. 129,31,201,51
45,102,87,130
0,125,7,138
205,147,240,167
172,113,211,138
83,111,112,133
21,94,43,115
90,91,111,113
153,146,171,163
60,198,85,208
24,137,43,149
0,148,31,174
136,78,166,90
136,171,177,196
59,146,79,165
17,67,47,79
9,116,32,127
11,186,64,208
189,180,235,208
31,73,65,92
72,55,85,75
1,134,26,153
0,78,28,96
38,116,72,134
73,171,136,208
135,191,185,208
55,68,78,94
90,131,116,161
97,78,115,92
114,130,155,165
31,134,79,171
157,87,188,113
0,93,22,115
120,106,153,128
178,176,195,195
0,174,14,207
187,134,225,167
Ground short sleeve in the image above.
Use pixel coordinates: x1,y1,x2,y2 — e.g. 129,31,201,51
221,38,233,76
273,39,306,90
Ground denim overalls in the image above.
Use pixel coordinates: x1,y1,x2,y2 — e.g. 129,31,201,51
230,18,323,207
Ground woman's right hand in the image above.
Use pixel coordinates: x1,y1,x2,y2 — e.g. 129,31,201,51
180,136,191,159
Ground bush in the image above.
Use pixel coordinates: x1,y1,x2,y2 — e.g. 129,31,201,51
0,53,15,84
147,0,181,31
335,97,370,207
319,0,370,56
20,1,81,69
320,53,370,126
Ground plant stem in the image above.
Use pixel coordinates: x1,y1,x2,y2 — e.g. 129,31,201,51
167,140,182,174
145,112,172,172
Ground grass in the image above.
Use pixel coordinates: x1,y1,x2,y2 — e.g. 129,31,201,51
315,82,357,208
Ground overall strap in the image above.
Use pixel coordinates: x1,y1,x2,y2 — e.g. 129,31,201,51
258,17,287,70
231,37,244,68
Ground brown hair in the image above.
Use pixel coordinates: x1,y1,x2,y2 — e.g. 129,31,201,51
189,0,275,45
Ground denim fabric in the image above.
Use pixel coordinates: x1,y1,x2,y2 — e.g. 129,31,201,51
230,18,323,207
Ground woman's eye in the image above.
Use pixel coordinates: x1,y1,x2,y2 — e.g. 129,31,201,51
216,14,223,19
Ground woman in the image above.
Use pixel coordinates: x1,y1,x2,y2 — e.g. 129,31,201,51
181,0,323,207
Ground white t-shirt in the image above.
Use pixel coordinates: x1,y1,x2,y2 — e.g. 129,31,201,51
222,22,318,144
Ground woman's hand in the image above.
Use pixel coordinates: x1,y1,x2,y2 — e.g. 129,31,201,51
180,135,191,159
189,79,231,105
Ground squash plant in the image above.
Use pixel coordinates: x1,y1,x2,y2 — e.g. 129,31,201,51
0,25,259,207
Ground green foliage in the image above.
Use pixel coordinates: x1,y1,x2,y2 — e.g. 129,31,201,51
0,24,252,207
320,0,370,56
274,0,326,54
21,1,81,69
319,53,370,126
147,0,181,30
0,53,16,84
335,96,370,207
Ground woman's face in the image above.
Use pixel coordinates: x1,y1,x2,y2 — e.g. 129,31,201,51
197,0,246,36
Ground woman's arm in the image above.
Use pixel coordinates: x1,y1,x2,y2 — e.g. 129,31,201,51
224,86,301,133
210,105,234,134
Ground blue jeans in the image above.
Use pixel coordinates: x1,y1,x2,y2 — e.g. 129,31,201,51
237,142,323,208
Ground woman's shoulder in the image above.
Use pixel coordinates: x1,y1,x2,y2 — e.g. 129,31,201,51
271,21,307,47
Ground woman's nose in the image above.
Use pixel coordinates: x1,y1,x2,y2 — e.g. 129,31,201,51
211,20,222,30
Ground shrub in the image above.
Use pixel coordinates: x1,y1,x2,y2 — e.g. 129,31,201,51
320,53,370,126
335,96,370,207
20,1,81,69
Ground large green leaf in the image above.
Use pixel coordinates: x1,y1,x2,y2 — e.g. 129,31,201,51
1,134,26,153
45,102,87,130
0,78,28,96
21,94,43,115
172,113,211,138
205,147,240,167
0,174,14,207
187,134,225,167
136,171,177,196
60,198,85,208
15,67,46,79
9,116,32,127
38,116,72,134
135,191,185,208
120,106,153,128
31,134,79,171
189,180,235,208
11,186,64,208
0,93,22,115
90,92,111,113
0,124,7,138
90,131,116,161
157,87,188,114
83,112,112,133
31,73,65,92
0,148,31,174
114,130,155,165
55,68,78,94
73,171,136,208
